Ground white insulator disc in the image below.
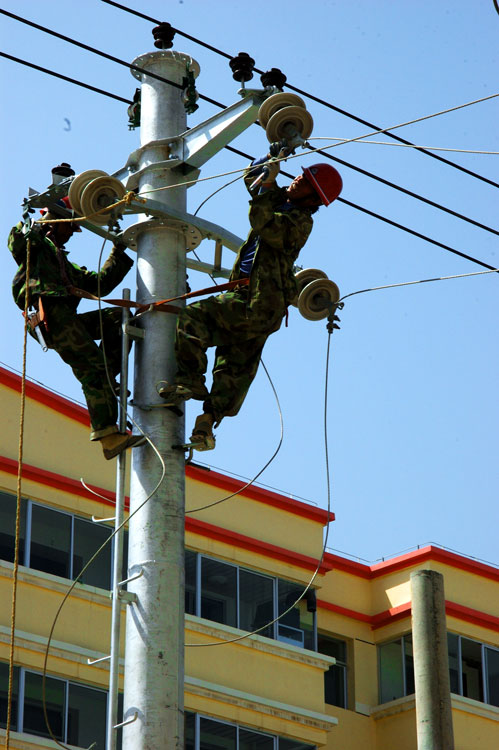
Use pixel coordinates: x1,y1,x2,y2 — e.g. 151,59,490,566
291,268,329,307
68,170,108,216
297,278,340,321
79,176,126,225
265,106,314,143
258,92,307,128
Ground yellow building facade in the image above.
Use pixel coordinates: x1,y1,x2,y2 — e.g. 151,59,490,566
1,364,498,749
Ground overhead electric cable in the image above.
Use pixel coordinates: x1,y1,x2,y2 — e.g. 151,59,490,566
100,0,499,189
309,136,499,156
2,52,494,270
3,10,498,240
0,8,226,109
0,51,131,103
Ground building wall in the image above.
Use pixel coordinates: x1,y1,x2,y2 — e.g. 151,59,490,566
1,368,498,749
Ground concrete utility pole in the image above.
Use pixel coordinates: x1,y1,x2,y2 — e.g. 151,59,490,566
411,569,455,750
122,47,200,750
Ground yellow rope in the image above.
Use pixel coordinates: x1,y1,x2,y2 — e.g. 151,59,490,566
35,190,145,226
6,237,31,748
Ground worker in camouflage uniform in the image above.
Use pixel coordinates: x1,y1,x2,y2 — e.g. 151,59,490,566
159,151,343,450
8,196,145,460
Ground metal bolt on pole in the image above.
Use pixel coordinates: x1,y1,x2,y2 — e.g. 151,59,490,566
106,289,130,750
411,569,455,750
122,48,199,750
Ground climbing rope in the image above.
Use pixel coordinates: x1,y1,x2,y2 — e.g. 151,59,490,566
6,237,31,749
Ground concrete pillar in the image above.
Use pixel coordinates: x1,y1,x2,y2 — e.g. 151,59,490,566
411,569,455,750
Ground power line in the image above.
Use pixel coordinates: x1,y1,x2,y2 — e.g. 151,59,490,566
2,50,494,271
0,51,131,103
100,0,499,190
0,8,226,109
3,8,497,239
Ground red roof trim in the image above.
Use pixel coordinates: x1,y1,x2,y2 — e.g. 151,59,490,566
0,455,119,506
324,546,498,582
1,366,89,426
186,465,333,525
186,516,333,575
1,366,331,525
317,598,499,633
317,599,372,623
446,601,499,634
0,456,331,575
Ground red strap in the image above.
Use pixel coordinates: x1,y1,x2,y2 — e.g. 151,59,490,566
68,277,250,314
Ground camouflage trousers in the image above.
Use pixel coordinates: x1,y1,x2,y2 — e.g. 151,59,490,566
31,299,124,439
175,288,281,423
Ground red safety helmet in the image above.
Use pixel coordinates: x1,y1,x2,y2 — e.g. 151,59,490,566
40,196,81,231
302,163,343,206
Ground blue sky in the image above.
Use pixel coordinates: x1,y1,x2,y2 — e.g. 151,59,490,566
1,0,498,565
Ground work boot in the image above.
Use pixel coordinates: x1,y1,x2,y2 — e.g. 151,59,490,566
99,432,147,460
190,413,216,451
158,382,208,405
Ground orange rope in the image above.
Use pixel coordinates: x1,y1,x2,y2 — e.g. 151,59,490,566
6,238,31,747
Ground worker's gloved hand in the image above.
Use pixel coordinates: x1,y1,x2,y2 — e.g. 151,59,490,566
262,157,280,183
114,241,128,254
269,140,288,157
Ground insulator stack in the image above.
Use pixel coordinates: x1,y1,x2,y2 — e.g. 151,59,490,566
260,68,287,90
229,52,255,82
152,22,176,50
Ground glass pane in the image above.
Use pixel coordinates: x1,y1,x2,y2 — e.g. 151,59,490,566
277,581,306,648
185,710,195,750
73,518,112,589
486,648,499,707
239,569,274,638
199,716,236,750
30,504,71,578
117,692,124,750
379,639,404,703
404,634,414,696
279,739,315,750
67,683,107,748
461,638,483,702
0,661,19,730
317,634,346,663
324,665,346,708
23,671,65,740
240,727,275,750
201,558,237,627
447,633,460,694
0,493,26,564
185,550,197,615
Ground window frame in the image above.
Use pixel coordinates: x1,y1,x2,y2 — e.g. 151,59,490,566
0,494,118,591
188,550,317,649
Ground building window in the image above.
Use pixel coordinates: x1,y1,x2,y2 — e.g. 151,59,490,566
447,633,499,707
378,634,414,703
0,492,124,590
0,662,107,747
186,551,317,649
185,711,315,750
378,632,499,708
317,633,348,708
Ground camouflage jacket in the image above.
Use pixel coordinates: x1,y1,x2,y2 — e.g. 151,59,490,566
230,180,314,332
8,222,133,311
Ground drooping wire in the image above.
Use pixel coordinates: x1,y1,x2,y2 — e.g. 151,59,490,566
99,0,499,189
185,321,335,647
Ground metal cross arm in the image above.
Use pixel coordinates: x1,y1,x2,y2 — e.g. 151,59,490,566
112,91,269,189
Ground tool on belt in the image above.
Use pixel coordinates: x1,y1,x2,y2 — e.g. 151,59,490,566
23,297,48,352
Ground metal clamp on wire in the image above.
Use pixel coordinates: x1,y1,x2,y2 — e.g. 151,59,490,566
326,301,344,335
